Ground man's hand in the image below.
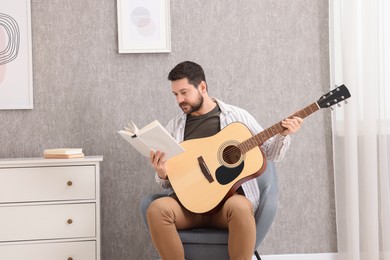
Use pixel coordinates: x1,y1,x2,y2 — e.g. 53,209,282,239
150,150,168,180
281,116,304,136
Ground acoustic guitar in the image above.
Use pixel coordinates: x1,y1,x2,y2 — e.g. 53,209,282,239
166,85,351,214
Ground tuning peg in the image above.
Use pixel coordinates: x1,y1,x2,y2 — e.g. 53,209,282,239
344,100,348,104
337,103,341,107
329,107,334,111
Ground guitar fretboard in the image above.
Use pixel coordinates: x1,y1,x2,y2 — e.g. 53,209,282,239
238,102,320,154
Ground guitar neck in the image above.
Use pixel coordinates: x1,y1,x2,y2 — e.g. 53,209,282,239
238,102,320,153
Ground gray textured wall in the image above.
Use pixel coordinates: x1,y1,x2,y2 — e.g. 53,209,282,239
0,0,336,259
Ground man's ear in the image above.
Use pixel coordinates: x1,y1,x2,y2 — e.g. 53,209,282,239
199,81,207,93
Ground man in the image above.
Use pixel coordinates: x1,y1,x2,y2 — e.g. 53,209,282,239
147,61,303,260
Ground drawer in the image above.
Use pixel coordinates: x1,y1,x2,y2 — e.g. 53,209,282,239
0,166,95,203
0,203,96,242
0,240,96,260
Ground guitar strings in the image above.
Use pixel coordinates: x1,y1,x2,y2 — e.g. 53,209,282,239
214,104,319,160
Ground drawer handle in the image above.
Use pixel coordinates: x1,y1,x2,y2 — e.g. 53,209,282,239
67,218,73,224
68,258,73,260
67,180,73,186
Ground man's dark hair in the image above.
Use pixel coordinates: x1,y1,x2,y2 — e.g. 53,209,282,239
168,61,206,88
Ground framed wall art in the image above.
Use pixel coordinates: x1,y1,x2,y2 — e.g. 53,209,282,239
0,0,33,109
117,0,171,53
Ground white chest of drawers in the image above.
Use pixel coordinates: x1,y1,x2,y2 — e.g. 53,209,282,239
0,156,103,260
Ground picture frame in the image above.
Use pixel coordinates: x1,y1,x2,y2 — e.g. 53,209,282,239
117,0,171,53
0,0,33,109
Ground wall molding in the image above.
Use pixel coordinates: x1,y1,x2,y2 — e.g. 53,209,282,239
257,253,338,260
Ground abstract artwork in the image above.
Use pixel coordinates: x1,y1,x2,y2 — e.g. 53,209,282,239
117,0,171,53
0,0,33,109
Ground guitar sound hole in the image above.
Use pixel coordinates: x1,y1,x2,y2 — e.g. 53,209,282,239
222,145,241,165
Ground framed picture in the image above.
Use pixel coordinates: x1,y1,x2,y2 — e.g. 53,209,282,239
0,0,33,109
117,0,171,53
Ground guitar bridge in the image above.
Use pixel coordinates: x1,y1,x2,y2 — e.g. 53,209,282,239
197,156,214,183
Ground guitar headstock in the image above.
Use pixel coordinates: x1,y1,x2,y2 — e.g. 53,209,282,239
317,84,351,109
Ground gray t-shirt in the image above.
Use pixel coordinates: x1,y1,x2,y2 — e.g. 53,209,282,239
184,104,221,141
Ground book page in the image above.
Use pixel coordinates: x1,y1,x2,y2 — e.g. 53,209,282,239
124,121,139,135
118,130,151,157
138,123,184,159
138,120,161,134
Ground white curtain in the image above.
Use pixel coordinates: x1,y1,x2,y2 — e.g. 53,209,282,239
330,0,390,260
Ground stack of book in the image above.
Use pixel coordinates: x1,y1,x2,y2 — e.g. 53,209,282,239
44,148,84,159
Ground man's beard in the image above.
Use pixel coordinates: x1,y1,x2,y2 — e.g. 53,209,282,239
179,94,204,115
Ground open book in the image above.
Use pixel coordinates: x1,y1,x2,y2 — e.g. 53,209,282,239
118,120,184,160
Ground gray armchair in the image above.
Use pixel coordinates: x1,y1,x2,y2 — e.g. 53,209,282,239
140,160,278,260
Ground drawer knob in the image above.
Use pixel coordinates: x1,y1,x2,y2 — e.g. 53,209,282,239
67,218,73,224
68,258,73,260
67,180,73,186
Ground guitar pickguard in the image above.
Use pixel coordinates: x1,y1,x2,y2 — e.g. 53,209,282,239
215,161,245,185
